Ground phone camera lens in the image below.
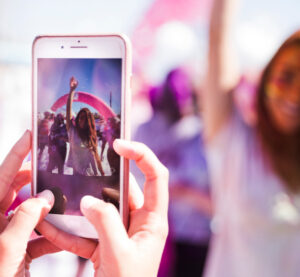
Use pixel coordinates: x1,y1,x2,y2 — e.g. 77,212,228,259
77,40,80,43
61,45,64,49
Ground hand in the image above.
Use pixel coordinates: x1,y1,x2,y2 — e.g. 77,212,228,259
70,76,78,91
37,139,169,277
0,131,60,277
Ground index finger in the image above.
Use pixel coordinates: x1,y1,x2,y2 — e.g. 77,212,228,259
0,130,31,202
36,220,97,259
113,140,169,217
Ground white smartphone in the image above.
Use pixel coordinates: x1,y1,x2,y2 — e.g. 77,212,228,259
32,35,131,238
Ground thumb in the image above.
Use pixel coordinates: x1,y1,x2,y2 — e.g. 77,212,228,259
80,196,128,249
2,190,54,251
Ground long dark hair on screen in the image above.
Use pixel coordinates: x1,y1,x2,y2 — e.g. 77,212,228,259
75,108,102,173
256,30,300,192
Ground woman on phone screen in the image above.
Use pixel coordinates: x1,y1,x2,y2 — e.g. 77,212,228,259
203,0,300,276
66,76,105,176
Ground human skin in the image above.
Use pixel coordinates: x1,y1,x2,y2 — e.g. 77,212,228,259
37,139,169,277
265,45,300,134
0,130,60,277
66,76,78,131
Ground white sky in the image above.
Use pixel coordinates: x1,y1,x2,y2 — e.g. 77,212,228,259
0,0,152,63
0,0,300,162
0,0,299,68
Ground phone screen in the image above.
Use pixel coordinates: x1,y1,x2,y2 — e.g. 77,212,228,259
36,58,122,216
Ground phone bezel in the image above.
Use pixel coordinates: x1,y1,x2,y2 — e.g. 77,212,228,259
32,34,131,237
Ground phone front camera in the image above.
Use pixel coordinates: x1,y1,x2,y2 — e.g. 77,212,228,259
61,45,64,49
77,40,80,43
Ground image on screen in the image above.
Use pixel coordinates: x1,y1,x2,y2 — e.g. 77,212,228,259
37,58,122,215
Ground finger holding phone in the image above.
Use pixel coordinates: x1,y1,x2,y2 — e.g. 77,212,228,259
0,131,60,277
37,139,169,277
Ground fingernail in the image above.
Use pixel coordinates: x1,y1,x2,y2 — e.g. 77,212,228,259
36,190,54,206
81,195,98,213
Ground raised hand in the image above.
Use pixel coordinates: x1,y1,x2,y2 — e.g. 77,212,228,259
70,76,78,91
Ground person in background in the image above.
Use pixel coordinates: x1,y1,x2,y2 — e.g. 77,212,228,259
47,113,68,174
38,111,51,160
66,76,105,176
202,0,300,276
100,116,121,176
134,68,212,277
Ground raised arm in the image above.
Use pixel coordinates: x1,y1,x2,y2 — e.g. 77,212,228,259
202,0,239,141
66,76,78,131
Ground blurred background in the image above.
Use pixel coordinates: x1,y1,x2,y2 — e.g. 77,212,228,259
0,0,300,276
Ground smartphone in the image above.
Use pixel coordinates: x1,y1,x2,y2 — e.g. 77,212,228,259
32,35,131,238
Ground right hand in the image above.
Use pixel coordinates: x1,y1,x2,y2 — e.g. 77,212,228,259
37,139,169,277
69,76,78,91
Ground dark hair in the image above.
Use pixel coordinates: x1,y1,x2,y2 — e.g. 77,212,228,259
75,108,102,172
158,68,193,123
256,30,300,192
54,113,64,126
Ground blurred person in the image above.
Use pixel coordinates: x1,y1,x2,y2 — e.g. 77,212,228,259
38,110,51,160
134,68,212,277
202,0,300,276
47,113,68,174
100,116,121,175
94,113,105,142
66,76,105,176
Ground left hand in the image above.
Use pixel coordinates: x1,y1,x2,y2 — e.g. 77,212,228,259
0,130,61,277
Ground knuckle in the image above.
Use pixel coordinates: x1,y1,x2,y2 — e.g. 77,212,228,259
69,239,79,254
135,142,150,156
17,199,44,219
19,200,37,214
158,164,169,179
0,234,14,256
47,225,60,246
0,237,6,253
153,215,169,240
148,213,169,241
160,221,169,240
0,173,11,189
10,145,25,162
